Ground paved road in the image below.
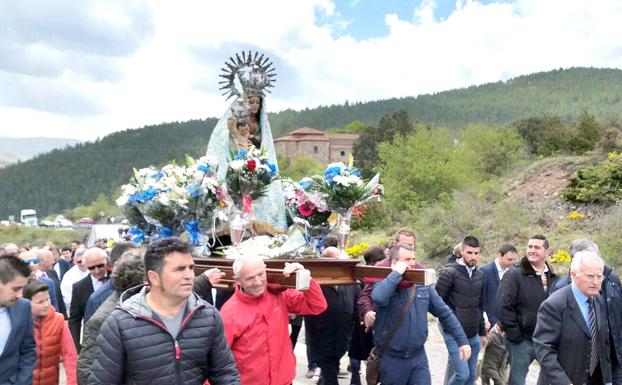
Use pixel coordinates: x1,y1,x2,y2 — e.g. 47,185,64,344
293,320,540,385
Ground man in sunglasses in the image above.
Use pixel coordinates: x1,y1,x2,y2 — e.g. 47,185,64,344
68,247,108,352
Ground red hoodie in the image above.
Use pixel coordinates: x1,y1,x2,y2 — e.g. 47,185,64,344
220,280,327,385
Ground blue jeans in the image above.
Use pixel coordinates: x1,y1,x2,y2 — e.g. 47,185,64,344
379,349,430,385
444,334,481,385
505,339,536,385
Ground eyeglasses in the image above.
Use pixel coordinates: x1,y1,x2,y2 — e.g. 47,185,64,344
22,258,40,265
583,274,605,282
87,263,106,271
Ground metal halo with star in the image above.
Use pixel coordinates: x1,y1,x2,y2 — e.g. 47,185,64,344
218,51,276,100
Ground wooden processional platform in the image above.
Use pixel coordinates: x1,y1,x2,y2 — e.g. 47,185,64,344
193,258,436,288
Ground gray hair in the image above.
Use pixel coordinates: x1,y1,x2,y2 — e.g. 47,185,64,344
111,249,145,292
570,250,604,273
232,254,265,276
74,247,87,259
389,243,415,261
569,238,600,259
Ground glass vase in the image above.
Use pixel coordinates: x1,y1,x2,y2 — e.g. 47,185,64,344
336,211,352,257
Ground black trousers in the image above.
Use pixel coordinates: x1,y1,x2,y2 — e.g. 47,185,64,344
318,355,341,385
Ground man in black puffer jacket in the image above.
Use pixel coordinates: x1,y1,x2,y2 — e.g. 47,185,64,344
436,235,486,385
88,238,239,385
496,234,558,385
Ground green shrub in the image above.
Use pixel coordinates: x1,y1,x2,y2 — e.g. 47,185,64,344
563,151,622,203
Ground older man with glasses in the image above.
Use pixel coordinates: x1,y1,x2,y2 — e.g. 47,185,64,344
68,247,108,352
61,248,88,315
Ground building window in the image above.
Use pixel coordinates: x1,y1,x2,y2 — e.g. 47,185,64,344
340,151,346,156
314,146,318,153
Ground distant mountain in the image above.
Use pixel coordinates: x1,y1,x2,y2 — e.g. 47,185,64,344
0,137,81,164
0,67,621,218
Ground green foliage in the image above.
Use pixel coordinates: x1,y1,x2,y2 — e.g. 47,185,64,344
513,115,573,156
595,206,622,266
0,119,216,219
563,152,622,203
269,68,622,137
455,124,525,177
376,127,469,211
63,193,121,220
277,156,324,181
567,110,603,153
352,110,413,176
0,225,88,246
514,110,604,156
350,202,393,231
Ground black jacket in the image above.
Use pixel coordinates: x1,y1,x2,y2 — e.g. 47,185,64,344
534,286,612,385
305,285,358,359
435,261,486,338
88,285,240,385
497,257,559,343
69,274,95,351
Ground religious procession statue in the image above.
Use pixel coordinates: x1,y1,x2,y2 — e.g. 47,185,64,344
206,51,287,235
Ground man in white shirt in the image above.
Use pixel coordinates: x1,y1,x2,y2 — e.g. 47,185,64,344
61,247,89,317
481,244,518,326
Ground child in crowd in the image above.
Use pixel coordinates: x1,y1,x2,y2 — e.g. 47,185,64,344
24,279,77,385
480,323,508,385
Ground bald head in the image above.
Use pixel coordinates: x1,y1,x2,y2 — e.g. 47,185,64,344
3,243,18,256
36,249,54,270
321,246,341,259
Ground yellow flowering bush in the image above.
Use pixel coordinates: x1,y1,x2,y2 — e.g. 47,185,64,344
346,242,369,258
550,249,571,263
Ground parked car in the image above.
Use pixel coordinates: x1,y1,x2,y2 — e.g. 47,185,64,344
76,217,95,227
54,216,73,227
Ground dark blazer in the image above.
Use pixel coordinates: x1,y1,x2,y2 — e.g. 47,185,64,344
56,259,71,280
69,274,95,351
0,298,37,385
481,261,501,326
45,268,68,318
533,285,612,385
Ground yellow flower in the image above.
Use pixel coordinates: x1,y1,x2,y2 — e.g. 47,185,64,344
346,242,369,258
566,211,586,220
550,249,571,264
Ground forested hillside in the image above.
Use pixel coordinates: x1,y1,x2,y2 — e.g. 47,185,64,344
0,119,215,217
1,67,621,218
269,67,622,136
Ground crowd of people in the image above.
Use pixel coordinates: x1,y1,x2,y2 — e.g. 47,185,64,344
0,229,619,385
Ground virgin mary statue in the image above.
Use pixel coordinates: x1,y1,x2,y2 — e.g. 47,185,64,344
206,51,287,234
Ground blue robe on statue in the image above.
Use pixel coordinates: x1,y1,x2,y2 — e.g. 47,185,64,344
206,98,287,233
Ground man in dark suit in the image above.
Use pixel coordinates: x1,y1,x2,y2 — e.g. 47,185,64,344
481,244,518,326
69,247,108,351
37,248,68,318
0,255,36,385
534,250,612,385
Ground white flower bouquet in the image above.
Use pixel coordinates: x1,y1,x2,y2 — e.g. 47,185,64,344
116,155,230,245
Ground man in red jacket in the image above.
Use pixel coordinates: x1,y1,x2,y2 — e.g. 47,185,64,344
221,255,327,385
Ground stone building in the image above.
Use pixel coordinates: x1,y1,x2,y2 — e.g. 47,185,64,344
274,127,359,165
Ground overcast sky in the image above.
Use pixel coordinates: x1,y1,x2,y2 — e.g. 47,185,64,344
1,0,621,140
